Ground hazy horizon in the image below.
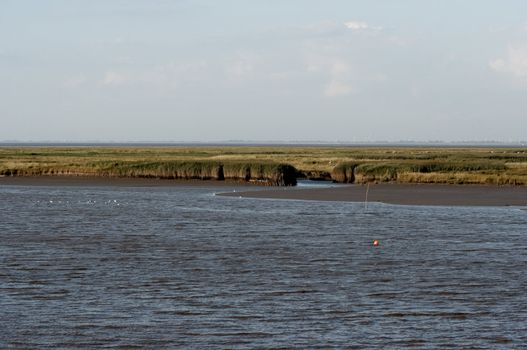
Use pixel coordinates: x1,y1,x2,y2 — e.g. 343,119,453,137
1,140,526,147
2,1,527,142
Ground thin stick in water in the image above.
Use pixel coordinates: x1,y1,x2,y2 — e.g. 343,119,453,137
365,182,370,210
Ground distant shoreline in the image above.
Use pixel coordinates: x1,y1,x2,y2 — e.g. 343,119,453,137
1,142,526,148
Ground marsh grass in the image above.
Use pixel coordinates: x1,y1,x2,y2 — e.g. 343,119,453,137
0,152,298,186
1,146,526,185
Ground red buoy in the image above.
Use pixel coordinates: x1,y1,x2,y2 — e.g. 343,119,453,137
373,240,379,247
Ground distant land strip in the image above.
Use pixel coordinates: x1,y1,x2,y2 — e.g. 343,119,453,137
1,146,526,186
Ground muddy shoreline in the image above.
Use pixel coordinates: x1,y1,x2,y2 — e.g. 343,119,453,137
2,176,526,206
219,183,527,207
0,176,260,188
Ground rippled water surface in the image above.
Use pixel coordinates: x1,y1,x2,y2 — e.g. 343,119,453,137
1,184,526,349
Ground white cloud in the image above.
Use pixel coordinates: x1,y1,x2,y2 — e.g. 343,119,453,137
103,71,129,86
225,52,259,82
344,20,382,32
330,61,351,75
99,61,208,89
490,46,527,78
308,58,354,97
344,21,368,31
146,61,208,87
324,80,353,97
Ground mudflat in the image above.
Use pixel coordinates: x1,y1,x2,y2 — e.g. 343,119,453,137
2,176,526,206
218,183,527,206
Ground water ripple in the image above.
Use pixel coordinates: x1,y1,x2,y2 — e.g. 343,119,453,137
1,185,526,348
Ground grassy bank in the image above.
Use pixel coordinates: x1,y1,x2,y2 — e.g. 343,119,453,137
1,146,526,185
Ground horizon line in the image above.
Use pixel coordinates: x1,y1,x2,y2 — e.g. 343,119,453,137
1,140,526,147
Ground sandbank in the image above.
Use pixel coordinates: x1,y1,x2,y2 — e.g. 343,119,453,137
218,183,527,207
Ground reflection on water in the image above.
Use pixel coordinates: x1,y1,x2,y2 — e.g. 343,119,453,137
0,185,526,348
296,179,340,188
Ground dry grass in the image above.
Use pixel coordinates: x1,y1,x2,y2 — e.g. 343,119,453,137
1,146,526,185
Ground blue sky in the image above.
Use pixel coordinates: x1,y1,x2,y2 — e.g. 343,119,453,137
1,0,527,142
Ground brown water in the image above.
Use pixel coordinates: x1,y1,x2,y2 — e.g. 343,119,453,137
1,185,526,348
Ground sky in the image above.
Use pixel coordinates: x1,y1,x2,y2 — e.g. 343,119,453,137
1,0,527,142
